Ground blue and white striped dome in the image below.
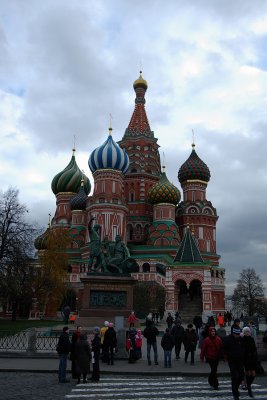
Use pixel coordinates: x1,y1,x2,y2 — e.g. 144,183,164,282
88,130,129,174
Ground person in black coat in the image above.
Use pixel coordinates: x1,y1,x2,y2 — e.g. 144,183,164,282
103,322,117,365
57,326,71,383
161,328,175,368
91,327,101,382
166,313,174,329
242,326,258,398
75,333,91,384
223,325,245,400
171,320,184,359
143,320,159,365
183,323,198,365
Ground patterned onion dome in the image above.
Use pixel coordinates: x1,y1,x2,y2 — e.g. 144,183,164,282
70,180,88,211
34,227,50,250
148,170,181,205
88,128,129,174
133,70,148,90
51,149,91,195
178,144,210,183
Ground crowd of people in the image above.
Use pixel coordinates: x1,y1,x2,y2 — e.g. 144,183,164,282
56,310,263,400
56,320,118,384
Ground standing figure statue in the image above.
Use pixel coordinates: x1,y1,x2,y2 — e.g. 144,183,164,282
88,218,106,272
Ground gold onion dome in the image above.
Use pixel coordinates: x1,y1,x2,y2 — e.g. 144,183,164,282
133,70,148,90
148,169,181,205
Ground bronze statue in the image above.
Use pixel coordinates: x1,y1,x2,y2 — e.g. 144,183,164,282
87,219,138,274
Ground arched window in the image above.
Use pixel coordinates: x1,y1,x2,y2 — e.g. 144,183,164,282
143,263,150,273
127,225,133,241
135,224,142,237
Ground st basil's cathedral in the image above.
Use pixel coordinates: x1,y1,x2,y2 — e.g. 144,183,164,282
35,72,225,320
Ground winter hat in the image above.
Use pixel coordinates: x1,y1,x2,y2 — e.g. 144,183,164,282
63,326,69,332
109,322,114,328
231,325,242,335
243,326,251,335
104,321,109,327
94,326,100,334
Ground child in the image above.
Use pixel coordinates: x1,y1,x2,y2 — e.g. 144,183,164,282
135,329,143,359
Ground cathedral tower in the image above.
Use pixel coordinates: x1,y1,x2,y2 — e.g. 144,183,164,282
119,72,161,244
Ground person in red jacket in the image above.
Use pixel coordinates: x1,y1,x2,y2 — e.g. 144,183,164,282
200,326,222,390
128,311,138,327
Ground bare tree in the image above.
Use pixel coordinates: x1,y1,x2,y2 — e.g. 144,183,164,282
232,268,265,316
0,187,38,319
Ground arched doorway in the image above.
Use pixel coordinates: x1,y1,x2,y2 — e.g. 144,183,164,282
189,279,202,301
176,279,203,322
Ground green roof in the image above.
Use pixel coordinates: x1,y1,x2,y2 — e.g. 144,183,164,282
174,227,204,264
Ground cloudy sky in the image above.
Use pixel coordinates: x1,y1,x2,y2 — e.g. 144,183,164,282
1,0,267,294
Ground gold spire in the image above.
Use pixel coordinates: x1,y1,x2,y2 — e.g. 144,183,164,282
192,129,195,149
109,113,113,135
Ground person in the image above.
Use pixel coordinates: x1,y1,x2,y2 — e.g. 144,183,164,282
161,328,175,368
208,315,215,327
100,321,109,362
216,324,226,339
171,320,184,359
135,329,143,359
57,326,71,383
62,305,71,325
174,311,181,323
75,332,91,384
152,312,156,323
143,319,159,365
200,326,222,390
70,326,81,379
128,311,138,327
91,327,101,382
217,313,224,327
166,312,174,329
127,327,137,363
227,311,233,326
248,320,257,342
155,311,159,324
223,325,245,400
242,326,258,398
183,323,198,365
193,315,202,336
103,322,117,365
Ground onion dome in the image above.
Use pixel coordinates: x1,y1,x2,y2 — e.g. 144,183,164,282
133,70,148,90
34,227,50,250
70,179,88,211
88,128,129,174
51,149,91,195
148,167,181,205
178,144,210,184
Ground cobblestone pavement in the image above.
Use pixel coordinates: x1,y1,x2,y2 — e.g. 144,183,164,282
0,372,73,400
1,373,267,400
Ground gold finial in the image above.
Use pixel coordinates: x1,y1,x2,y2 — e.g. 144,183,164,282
192,129,195,149
48,213,51,228
109,113,113,135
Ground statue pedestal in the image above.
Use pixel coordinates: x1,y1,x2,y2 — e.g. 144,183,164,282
77,273,137,328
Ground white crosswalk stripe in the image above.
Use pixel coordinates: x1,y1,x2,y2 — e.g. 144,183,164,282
65,376,267,400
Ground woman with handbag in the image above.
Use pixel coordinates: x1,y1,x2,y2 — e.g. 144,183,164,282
183,323,198,365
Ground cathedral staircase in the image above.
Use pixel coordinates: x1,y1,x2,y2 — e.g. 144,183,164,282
178,294,202,324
